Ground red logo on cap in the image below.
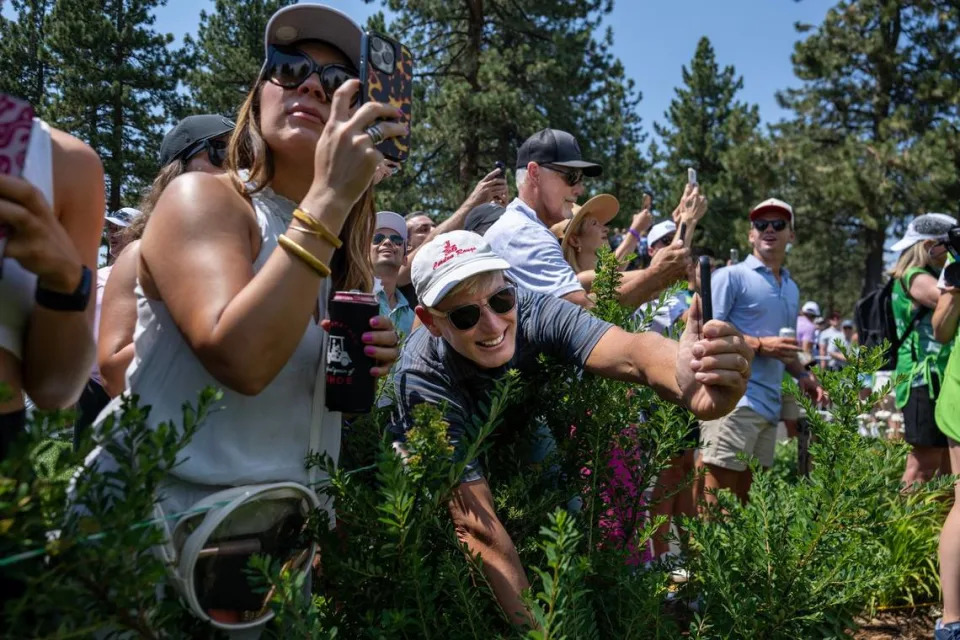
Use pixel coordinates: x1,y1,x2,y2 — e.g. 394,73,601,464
433,241,476,269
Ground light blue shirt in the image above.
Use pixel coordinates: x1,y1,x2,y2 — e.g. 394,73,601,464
374,281,415,339
712,254,799,423
484,198,584,298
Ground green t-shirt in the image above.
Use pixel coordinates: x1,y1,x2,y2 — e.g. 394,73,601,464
891,266,953,408
936,255,960,442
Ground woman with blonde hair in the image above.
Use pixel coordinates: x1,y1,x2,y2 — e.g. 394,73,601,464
887,213,956,486
550,193,642,279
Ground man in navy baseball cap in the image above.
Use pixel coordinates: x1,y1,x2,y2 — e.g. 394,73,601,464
515,128,602,177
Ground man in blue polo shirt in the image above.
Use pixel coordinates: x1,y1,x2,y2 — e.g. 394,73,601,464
700,198,825,506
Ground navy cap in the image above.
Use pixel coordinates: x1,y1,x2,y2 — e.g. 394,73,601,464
516,128,601,177
464,203,506,236
159,115,235,166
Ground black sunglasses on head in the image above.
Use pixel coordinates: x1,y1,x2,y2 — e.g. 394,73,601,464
372,232,404,246
430,285,517,331
541,164,584,187
182,137,228,168
752,219,788,232
265,45,358,105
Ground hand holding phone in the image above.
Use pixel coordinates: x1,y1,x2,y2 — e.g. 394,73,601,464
359,32,413,161
687,167,698,186
699,255,713,324
0,93,35,276
494,160,505,176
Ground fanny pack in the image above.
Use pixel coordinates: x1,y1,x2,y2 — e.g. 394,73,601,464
154,482,320,631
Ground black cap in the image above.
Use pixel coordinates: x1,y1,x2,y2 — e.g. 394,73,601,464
159,115,236,166
516,128,602,177
464,203,506,236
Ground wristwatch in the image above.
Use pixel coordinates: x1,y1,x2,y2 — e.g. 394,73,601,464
35,265,92,312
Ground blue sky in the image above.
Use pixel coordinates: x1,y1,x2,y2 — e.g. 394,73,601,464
149,0,837,135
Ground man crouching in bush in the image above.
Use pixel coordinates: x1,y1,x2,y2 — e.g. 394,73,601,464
390,230,753,624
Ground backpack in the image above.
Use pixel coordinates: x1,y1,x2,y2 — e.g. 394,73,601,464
854,275,930,371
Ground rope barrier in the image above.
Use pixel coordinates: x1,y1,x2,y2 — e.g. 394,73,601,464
0,462,378,569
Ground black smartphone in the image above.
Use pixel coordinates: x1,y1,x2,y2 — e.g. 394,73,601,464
359,31,413,162
676,222,688,244
699,255,713,323
494,160,505,176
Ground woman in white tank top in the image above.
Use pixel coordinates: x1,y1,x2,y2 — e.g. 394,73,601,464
0,118,105,458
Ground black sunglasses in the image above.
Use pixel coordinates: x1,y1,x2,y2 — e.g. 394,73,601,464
752,219,788,232
430,285,517,331
182,137,228,168
541,164,584,187
372,232,404,246
265,45,358,105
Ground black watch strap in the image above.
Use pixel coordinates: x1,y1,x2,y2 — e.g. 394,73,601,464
35,265,93,312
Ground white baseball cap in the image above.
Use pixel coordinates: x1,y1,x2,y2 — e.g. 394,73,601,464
105,207,139,228
889,213,957,253
263,4,363,69
750,198,794,228
647,220,677,248
801,301,821,316
375,211,407,244
412,231,511,307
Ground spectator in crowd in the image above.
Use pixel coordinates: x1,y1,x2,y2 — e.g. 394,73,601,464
797,300,820,365
86,4,402,627
817,313,842,369
392,230,752,623
98,115,235,398
464,202,506,236
485,128,693,309
396,171,510,307
609,194,654,265
701,198,824,506
0,118,105,459
932,232,960,640
888,214,956,486
823,319,856,369
635,220,694,335
371,211,414,337
74,207,139,447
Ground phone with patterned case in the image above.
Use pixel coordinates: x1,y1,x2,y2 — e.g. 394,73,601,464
359,31,413,162
0,93,35,277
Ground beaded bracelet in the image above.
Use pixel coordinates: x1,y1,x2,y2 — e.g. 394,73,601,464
278,234,331,278
293,207,342,249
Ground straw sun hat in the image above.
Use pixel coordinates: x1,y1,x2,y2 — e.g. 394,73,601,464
549,194,619,252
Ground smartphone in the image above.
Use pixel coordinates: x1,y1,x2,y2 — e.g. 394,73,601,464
687,167,697,186
494,160,505,176
0,93,35,277
699,255,713,323
642,192,652,210
730,248,739,263
676,222,688,244
359,31,413,162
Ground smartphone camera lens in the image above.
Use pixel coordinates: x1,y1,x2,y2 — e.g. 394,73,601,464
370,37,394,72
381,46,394,68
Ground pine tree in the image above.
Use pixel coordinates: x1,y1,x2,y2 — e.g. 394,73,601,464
0,0,55,112
45,0,185,211
650,37,765,255
370,0,648,217
183,0,296,118
777,0,960,295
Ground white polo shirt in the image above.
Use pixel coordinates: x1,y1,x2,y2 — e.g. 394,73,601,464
484,197,584,298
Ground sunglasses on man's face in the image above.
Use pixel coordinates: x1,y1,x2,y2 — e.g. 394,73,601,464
541,164,584,187
752,219,788,232
372,232,404,246
265,45,358,105
183,137,228,168
430,285,517,331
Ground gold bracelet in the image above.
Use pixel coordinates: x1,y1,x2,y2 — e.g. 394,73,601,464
278,234,331,278
293,208,342,249
290,223,322,237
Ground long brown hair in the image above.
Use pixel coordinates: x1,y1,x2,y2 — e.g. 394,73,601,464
226,75,374,294
124,160,186,244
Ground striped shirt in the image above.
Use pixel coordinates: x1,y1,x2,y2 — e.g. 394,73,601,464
390,289,612,482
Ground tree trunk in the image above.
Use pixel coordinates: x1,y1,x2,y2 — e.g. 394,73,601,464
108,0,125,212
861,226,886,297
458,0,483,197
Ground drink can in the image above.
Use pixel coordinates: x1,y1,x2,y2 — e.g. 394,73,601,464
325,291,379,413
779,327,796,340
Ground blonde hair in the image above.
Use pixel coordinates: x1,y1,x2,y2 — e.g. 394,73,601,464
226,74,374,294
125,160,185,244
559,217,586,274
439,270,504,306
889,241,936,280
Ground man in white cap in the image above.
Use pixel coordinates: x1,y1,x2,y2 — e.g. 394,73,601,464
700,198,825,507
371,211,414,337
638,220,690,335
390,230,752,623
797,300,821,363
103,207,138,262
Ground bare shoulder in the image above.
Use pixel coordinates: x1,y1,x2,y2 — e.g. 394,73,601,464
49,126,105,217
149,172,253,232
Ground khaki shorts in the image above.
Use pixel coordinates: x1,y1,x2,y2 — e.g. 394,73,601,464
780,392,799,422
699,406,777,471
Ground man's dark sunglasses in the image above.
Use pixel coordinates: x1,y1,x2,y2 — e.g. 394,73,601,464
265,45,358,105
430,285,517,331
183,137,228,168
541,164,584,187
752,219,788,232
373,232,404,246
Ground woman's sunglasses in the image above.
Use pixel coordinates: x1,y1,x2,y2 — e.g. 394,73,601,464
429,285,517,331
542,164,584,187
372,232,404,246
752,219,788,232
265,45,358,105
183,137,228,168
